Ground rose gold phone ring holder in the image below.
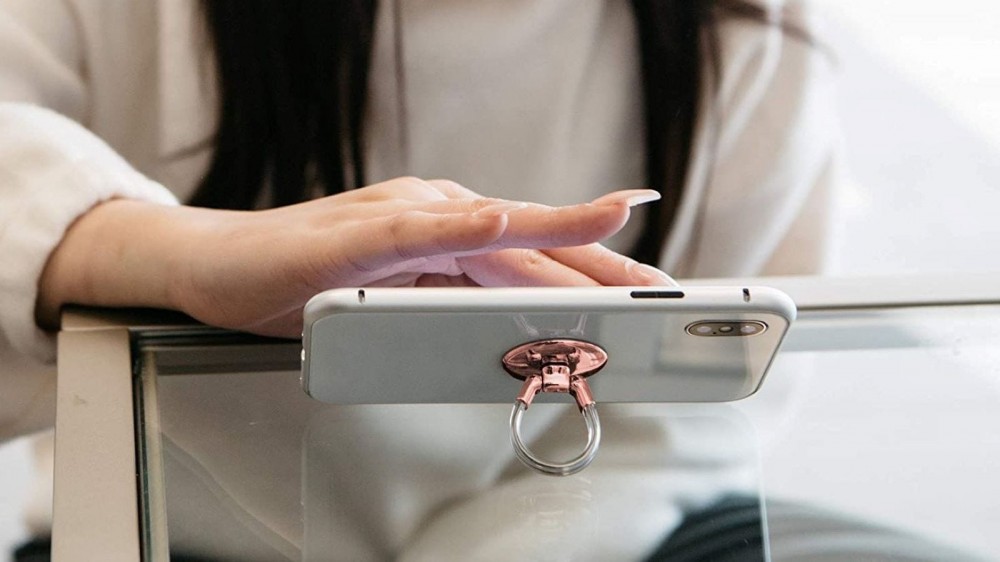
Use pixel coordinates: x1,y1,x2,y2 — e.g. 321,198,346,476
501,339,608,476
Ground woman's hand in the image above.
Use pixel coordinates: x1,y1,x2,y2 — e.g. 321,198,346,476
36,177,674,337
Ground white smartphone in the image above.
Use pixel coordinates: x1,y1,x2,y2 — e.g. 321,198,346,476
301,286,795,405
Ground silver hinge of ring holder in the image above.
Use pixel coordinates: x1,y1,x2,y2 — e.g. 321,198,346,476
501,339,608,476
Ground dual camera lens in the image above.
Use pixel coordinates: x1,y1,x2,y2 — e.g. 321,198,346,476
685,321,767,337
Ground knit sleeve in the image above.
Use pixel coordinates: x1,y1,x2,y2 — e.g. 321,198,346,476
0,2,179,363
0,104,179,362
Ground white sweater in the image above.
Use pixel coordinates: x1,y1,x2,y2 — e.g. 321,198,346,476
0,0,837,557
0,0,837,437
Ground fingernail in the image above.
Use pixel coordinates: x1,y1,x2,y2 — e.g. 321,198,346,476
591,189,661,207
632,263,678,286
472,201,529,218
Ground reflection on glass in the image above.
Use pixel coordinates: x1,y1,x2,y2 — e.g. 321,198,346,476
139,305,1000,561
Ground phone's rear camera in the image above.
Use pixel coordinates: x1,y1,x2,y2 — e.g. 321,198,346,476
686,321,767,337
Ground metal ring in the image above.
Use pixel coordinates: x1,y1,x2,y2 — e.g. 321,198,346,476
509,402,601,476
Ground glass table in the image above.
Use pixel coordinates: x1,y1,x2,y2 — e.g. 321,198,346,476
50,275,1000,561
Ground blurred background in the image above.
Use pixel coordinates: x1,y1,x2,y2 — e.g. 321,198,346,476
818,0,1000,275
762,2,1000,557
2,1,999,558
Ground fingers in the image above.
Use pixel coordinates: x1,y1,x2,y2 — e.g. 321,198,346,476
456,250,601,287
336,176,484,204
414,273,479,287
330,176,660,215
360,263,467,287
589,189,662,207
310,179,666,287
455,243,676,289
332,211,508,275
425,179,481,199
425,181,662,210
377,198,625,248
493,203,630,248
542,244,678,287
320,177,660,251
345,176,451,203
486,189,662,249
337,193,653,250
378,197,528,217
341,199,631,259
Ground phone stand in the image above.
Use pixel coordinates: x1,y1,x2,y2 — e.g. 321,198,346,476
502,339,608,476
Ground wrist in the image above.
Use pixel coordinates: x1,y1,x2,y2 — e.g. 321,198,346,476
35,199,194,328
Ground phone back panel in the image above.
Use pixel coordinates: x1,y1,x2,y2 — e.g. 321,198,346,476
302,287,794,404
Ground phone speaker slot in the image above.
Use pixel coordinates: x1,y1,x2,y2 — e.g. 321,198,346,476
629,290,685,299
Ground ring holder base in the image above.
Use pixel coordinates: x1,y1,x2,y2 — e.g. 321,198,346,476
502,339,608,476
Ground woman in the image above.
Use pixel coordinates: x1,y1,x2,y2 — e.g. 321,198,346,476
0,0,837,558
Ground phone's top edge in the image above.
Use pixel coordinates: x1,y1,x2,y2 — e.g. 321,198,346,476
303,285,796,327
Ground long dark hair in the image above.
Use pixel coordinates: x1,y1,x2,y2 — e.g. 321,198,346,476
191,0,795,263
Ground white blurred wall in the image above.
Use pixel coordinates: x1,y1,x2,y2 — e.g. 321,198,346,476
816,0,1000,275
767,2,1000,558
